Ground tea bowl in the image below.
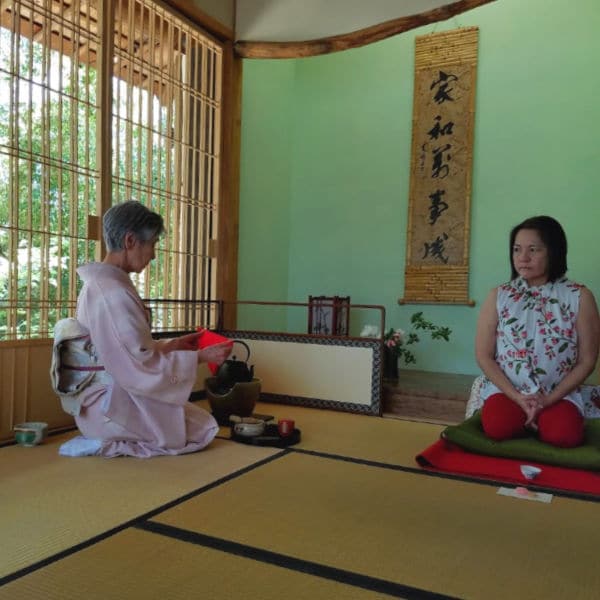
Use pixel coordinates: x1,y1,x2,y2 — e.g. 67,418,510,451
520,465,542,480
230,416,265,437
14,422,48,447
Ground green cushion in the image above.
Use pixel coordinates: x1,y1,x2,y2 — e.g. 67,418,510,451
442,412,600,470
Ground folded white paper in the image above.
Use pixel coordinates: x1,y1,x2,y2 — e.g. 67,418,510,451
497,487,553,503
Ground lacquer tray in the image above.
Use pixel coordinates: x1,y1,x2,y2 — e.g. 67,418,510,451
230,424,301,447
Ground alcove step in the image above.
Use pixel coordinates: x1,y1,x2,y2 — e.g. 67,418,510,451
382,370,473,425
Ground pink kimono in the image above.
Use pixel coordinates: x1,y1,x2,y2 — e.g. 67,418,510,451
69,262,218,458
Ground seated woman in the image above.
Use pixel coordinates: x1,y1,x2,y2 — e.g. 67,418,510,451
59,200,231,458
475,215,600,447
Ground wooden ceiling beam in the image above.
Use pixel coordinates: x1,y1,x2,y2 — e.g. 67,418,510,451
235,0,498,59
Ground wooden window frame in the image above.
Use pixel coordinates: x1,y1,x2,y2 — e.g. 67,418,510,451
0,0,240,341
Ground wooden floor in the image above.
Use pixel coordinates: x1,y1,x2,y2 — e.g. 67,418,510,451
382,369,474,424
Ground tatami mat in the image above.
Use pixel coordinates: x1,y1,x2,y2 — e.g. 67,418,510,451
0,528,392,600
208,400,446,467
0,432,280,578
3,405,598,599
153,451,600,600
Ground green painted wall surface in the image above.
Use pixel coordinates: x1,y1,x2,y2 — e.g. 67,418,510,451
238,60,295,330
238,0,600,377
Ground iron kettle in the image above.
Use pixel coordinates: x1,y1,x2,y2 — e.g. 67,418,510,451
215,340,254,388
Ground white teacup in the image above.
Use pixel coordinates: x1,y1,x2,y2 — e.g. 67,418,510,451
232,417,265,437
520,465,542,480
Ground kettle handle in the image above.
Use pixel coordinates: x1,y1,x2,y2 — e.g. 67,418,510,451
231,339,251,362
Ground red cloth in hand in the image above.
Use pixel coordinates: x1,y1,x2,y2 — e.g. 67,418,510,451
197,329,233,375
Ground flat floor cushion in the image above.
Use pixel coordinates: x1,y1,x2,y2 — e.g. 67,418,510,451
442,412,600,470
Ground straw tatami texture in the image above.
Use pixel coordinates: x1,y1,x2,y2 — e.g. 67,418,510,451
0,528,388,600
2,403,599,599
0,432,280,578
209,400,447,465
152,451,600,600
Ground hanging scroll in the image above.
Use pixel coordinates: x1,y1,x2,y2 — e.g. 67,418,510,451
400,27,478,306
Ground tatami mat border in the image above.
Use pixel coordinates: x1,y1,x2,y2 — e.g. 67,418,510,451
0,451,287,587
4,432,600,592
137,520,460,600
213,439,600,503
290,447,600,503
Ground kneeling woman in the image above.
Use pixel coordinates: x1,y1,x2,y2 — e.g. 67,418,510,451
475,216,599,447
60,200,231,458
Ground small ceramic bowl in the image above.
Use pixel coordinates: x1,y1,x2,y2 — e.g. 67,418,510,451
14,422,48,447
231,416,265,437
520,465,542,480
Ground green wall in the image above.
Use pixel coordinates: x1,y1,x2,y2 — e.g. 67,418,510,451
238,0,600,376
237,60,294,330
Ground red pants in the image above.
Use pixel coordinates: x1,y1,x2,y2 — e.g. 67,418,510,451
481,393,584,448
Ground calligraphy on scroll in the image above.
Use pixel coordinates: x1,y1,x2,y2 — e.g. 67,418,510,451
401,27,478,306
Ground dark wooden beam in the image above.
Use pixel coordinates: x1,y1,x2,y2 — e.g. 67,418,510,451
161,0,234,42
235,0,497,59
216,41,242,328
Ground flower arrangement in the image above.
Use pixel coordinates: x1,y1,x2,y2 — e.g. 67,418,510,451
384,311,452,366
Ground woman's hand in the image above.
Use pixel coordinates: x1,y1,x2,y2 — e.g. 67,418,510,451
175,331,204,351
509,392,546,429
198,341,232,366
161,331,203,353
511,391,566,429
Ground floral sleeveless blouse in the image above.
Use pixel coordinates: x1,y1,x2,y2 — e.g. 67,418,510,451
481,277,583,412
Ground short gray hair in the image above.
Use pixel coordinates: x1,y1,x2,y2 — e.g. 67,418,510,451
102,201,165,252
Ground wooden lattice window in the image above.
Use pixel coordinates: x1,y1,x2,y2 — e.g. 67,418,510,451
112,0,223,332
0,0,100,340
0,0,223,340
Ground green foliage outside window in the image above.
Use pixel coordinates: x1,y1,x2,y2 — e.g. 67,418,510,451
0,33,98,338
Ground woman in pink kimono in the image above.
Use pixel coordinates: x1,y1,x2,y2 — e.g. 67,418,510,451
61,200,231,458
475,216,600,447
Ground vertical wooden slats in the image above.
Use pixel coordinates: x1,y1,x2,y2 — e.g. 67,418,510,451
40,0,49,335
108,0,223,331
0,1,102,339
6,1,19,334
24,3,34,336
67,0,80,303
1,0,223,340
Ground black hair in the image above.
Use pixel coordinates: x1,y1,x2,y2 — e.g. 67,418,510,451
509,215,567,282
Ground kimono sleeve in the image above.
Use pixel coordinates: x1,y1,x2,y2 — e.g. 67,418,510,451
81,281,198,404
